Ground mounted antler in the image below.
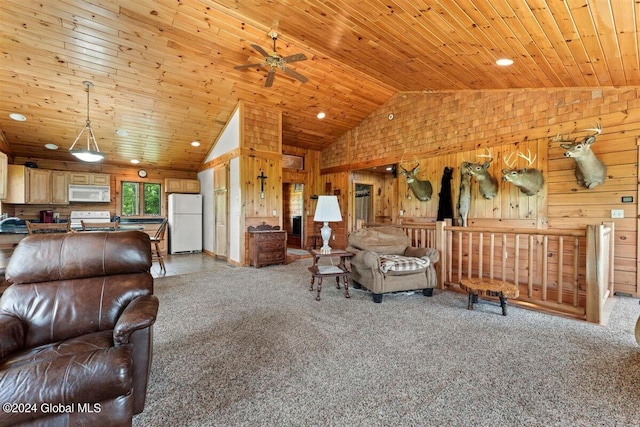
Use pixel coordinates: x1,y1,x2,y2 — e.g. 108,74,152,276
517,149,537,166
502,151,518,169
475,147,494,161
501,148,544,196
554,122,606,189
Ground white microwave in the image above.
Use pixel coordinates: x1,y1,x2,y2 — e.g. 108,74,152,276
68,185,111,203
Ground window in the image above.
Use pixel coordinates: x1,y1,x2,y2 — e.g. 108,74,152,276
122,181,161,216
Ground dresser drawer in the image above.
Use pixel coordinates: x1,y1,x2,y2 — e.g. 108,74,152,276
254,233,285,242
257,251,285,263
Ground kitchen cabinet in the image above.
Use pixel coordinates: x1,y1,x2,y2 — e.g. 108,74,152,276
0,233,25,250
5,165,69,205
51,171,69,204
69,172,110,185
164,178,200,194
0,152,7,200
27,168,51,204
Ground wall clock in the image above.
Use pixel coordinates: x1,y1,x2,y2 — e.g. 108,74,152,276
137,169,148,178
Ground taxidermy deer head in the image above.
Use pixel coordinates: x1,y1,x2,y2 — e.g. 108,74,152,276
457,164,472,227
553,123,606,189
463,147,499,200
399,156,433,202
501,149,544,196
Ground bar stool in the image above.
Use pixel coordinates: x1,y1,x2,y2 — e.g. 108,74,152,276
151,219,168,273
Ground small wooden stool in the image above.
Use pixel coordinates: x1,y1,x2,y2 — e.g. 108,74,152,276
459,277,519,316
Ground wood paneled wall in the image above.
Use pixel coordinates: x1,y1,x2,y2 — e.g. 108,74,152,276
321,87,640,296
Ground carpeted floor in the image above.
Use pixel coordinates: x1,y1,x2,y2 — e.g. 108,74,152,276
134,260,640,427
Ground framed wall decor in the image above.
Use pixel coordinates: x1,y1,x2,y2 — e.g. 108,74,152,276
283,154,304,170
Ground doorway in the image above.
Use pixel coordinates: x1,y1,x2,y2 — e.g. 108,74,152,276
354,183,372,228
283,182,304,248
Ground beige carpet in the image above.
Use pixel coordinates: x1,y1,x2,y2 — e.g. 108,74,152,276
134,260,640,427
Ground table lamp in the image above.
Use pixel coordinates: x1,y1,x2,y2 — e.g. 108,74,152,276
313,195,342,254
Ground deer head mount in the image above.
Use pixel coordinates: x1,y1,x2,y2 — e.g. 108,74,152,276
501,149,544,196
457,163,472,227
399,156,433,202
553,123,606,189
463,147,499,200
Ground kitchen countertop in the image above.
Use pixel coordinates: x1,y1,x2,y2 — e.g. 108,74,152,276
0,226,29,234
0,220,157,234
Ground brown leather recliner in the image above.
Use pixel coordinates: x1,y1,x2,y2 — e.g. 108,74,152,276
0,231,159,427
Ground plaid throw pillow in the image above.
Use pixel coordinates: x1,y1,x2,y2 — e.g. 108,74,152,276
379,254,430,273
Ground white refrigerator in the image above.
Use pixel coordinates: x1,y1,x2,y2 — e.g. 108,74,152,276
168,194,203,254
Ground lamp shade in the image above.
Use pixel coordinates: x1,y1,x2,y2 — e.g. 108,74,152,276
314,195,342,222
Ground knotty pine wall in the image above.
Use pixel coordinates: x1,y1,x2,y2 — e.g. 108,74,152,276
2,156,196,221
321,87,639,296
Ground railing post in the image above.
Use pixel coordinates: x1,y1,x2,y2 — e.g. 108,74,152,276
585,224,605,324
602,221,615,297
435,221,446,289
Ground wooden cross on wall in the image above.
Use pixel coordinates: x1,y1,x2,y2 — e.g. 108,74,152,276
257,171,268,199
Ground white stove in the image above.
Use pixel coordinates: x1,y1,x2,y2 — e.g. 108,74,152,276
69,211,112,230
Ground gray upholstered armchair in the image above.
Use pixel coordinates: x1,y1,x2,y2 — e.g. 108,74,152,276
346,226,439,303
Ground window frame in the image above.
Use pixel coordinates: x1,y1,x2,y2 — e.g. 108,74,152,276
117,178,164,217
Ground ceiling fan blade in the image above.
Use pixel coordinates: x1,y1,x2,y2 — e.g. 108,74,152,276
282,67,308,84
250,44,271,58
265,69,276,87
234,63,263,70
282,53,307,63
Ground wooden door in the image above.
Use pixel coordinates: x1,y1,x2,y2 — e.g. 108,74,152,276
214,164,228,259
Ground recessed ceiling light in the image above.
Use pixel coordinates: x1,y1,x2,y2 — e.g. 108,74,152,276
386,167,393,171
44,143,58,150
317,112,326,119
496,58,514,66
191,141,201,147
9,113,26,121
116,129,129,137
131,159,140,164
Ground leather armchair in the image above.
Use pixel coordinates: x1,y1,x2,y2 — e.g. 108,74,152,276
347,226,439,303
0,231,159,427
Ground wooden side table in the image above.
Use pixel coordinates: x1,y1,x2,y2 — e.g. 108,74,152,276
308,249,353,301
459,277,519,316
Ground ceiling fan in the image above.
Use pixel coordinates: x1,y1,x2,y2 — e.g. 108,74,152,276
234,31,308,87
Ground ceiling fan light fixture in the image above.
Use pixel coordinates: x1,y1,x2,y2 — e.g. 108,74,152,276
69,81,105,163
233,32,308,87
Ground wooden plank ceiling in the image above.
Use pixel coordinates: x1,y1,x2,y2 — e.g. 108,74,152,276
0,0,638,171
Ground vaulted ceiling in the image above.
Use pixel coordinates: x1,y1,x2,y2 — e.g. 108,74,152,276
1,0,638,171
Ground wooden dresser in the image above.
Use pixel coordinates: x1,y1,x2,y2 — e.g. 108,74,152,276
248,224,287,268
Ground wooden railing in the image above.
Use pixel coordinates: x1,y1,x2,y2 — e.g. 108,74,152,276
382,221,615,323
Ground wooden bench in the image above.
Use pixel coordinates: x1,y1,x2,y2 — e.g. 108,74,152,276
459,277,519,316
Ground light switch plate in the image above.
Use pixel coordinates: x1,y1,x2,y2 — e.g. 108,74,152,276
611,209,624,219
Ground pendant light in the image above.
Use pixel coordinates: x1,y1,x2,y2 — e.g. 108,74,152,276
69,81,105,162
